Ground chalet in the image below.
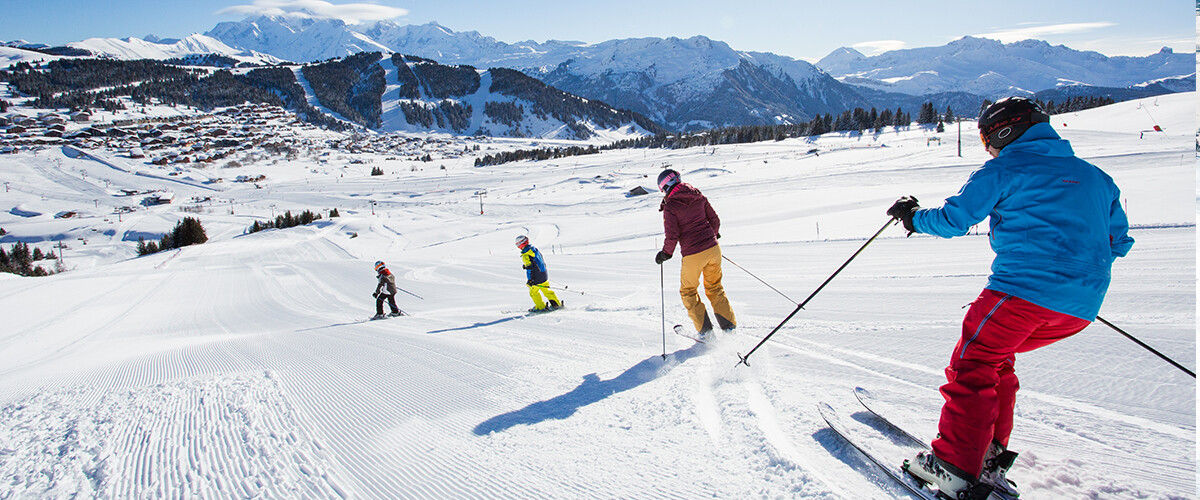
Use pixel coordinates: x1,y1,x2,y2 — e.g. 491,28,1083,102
145,192,174,205
6,125,27,134
128,148,145,158
71,112,91,123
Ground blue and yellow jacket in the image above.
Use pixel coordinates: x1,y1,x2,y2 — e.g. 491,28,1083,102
521,245,549,284
912,123,1133,320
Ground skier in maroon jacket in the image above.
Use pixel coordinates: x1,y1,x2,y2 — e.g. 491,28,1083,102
655,169,736,339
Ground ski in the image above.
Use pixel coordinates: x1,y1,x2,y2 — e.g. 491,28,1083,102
368,311,407,321
672,324,707,343
817,402,939,500
852,388,1020,500
502,306,562,316
854,387,927,449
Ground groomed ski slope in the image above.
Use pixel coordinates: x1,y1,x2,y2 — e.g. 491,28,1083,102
0,93,1194,499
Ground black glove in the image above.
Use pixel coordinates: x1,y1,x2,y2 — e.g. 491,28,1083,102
655,251,672,265
372,292,380,299
887,196,920,235
526,279,534,286
522,264,532,270
715,233,721,239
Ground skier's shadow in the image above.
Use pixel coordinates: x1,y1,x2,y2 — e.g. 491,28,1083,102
427,315,524,334
472,344,706,435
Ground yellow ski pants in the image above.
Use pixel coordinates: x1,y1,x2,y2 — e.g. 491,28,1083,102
527,281,560,310
679,244,736,332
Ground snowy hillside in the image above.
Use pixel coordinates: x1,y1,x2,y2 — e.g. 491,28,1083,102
0,94,1194,498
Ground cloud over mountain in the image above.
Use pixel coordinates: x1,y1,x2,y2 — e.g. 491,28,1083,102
217,0,408,24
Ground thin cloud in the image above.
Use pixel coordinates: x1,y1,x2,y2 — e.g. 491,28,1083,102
851,40,906,55
974,22,1116,43
217,0,408,24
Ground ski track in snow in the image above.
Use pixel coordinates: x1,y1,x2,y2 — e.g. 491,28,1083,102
0,94,1194,498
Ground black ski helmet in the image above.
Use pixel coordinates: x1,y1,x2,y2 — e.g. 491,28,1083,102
657,169,681,193
978,97,1050,150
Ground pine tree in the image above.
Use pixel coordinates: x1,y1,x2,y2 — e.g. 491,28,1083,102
917,102,937,125
171,217,208,248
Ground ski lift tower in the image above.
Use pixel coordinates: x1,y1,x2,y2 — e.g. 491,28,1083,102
475,190,487,215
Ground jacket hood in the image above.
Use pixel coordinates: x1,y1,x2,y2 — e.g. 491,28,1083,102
999,122,1074,158
660,183,704,211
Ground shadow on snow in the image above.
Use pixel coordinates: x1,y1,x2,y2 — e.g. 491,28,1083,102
426,314,526,333
472,343,707,435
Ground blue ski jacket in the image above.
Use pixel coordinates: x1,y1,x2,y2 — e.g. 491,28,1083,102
912,123,1133,320
521,245,549,285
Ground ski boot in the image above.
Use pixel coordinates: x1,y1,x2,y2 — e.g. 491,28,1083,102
388,310,405,317
715,313,735,332
548,300,563,310
696,315,714,342
979,441,1020,497
370,313,387,320
902,450,993,500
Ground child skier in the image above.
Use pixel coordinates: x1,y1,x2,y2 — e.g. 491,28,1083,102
372,260,404,319
887,97,1133,499
516,235,561,313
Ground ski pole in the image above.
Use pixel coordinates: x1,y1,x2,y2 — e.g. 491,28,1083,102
549,285,585,295
395,286,424,300
1095,315,1195,378
736,218,898,367
723,255,797,305
660,262,667,360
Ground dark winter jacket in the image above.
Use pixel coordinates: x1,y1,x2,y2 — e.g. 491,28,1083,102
375,269,397,296
912,123,1133,320
521,245,549,284
660,183,720,257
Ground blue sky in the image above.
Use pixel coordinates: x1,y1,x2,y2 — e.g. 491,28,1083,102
3,0,1195,61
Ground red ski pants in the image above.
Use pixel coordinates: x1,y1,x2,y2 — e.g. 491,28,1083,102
931,289,1090,477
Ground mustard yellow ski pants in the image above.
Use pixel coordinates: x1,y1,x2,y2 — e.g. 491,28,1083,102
679,244,735,332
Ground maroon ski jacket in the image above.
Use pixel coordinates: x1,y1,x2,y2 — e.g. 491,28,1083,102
660,183,720,257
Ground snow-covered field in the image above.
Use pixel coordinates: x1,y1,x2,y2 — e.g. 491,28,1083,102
0,93,1194,499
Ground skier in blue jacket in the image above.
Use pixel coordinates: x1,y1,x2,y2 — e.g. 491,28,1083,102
888,97,1133,499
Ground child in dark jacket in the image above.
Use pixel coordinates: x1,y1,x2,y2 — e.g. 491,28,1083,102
372,261,403,318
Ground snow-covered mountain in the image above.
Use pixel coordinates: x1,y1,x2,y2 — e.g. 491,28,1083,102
816,36,1196,98
38,18,1195,131
205,18,869,130
64,33,285,66
207,15,391,64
